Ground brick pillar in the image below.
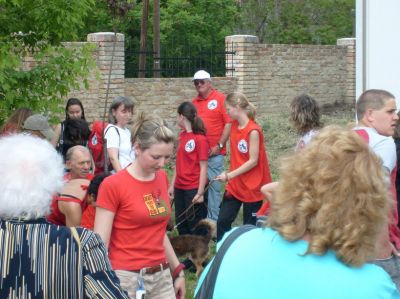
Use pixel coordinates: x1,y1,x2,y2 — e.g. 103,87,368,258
87,32,125,120
225,35,259,101
337,38,356,104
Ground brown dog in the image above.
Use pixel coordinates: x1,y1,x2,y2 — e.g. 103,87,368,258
169,219,216,277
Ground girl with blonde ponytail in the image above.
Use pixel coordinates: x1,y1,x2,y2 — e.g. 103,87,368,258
215,92,272,241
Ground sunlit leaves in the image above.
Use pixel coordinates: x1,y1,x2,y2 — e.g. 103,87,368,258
0,0,96,125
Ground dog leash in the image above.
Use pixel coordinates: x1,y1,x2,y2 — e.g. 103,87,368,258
173,178,217,230
173,204,207,230
175,178,216,220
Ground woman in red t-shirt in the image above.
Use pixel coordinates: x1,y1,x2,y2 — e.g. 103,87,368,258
94,113,185,299
168,102,209,235
215,92,272,241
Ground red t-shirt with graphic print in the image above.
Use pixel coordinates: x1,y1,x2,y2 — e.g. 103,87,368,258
175,131,209,190
226,120,272,202
96,169,171,270
192,89,231,154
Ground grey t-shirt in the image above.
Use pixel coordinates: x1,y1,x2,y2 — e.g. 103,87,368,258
374,257,400,290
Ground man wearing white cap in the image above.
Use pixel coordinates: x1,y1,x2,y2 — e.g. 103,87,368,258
192,70,231,222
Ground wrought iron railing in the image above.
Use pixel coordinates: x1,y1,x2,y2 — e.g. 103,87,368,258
125,41,235,78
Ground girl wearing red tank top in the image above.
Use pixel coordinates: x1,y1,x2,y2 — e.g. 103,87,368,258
215,92,272,241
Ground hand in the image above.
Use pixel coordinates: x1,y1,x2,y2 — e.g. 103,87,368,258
209,145,220,157
390,242,400,257
174,275,186,299
192,193,204,204
375,233,400,259
168,186,174,200
215,171,229,182
260,182,279,201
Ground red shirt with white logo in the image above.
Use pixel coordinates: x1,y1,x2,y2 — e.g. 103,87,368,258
175,131,209,190
226,120,272,202
192,89,231,154
96,169,171,270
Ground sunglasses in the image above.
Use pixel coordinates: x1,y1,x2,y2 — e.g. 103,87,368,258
194,80,206,86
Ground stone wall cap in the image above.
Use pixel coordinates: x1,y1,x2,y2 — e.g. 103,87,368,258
226,35,259,43
337,37,355,46
87,32,124,42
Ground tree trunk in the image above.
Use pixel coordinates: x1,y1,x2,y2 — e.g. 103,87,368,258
138,0,149,78
153,0,161,78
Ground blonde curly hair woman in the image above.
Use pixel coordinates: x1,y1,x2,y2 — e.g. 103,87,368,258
196,126,399,299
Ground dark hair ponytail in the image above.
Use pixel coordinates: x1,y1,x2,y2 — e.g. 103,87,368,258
177,102,206,135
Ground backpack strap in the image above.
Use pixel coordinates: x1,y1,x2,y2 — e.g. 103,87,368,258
57,122,64,154
104,125,121,163
104,125,121,145
354,129,369,143
194,224,256,299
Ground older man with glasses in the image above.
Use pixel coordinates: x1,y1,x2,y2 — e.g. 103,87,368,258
191,70,231,223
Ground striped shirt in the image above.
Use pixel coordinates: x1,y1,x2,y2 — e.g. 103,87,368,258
0,218,129,299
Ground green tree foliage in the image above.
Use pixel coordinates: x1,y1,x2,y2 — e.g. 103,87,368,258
78,0,238,77
76,0,354,78
0,0,96,124
159,0,238,50
237,0,354,44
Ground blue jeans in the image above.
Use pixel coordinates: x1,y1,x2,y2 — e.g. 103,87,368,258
207,154,224,221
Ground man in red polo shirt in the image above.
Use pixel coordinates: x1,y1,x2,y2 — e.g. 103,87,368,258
192,70,231,221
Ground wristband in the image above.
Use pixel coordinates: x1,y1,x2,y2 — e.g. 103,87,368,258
172,263,185,281
225,172,230,181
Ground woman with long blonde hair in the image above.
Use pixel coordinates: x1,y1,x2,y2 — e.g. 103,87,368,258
215,92,272,241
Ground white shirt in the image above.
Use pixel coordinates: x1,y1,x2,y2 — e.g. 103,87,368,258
296,129,319,151
105,124,134,169
354,126,396,173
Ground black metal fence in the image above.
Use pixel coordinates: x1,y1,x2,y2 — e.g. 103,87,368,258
125,41,235,78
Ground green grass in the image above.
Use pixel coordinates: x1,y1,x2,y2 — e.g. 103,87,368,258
180,106,354,298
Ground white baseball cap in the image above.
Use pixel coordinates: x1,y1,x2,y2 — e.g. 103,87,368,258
192,70,211,81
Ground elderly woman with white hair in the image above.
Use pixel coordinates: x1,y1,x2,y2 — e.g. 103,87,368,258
0,134,129,299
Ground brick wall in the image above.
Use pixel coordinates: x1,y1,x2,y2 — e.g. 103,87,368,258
35,32,355,124
61,33,237,125
124,77,237,126
69,33,125,122
226,35,356,116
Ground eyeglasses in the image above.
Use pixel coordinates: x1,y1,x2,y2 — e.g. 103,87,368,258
194,80,206,86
